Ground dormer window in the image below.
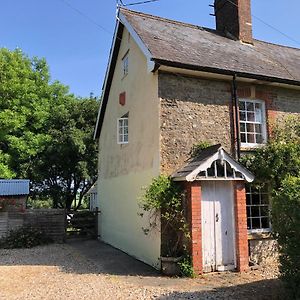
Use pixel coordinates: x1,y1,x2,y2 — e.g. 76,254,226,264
239,99,267,147
122,52,129,77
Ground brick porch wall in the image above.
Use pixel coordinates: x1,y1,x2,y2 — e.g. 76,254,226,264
185,181,203,274
234,181,249,272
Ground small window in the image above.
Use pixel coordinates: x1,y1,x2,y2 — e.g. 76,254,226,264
239,99,266,147
122,53,129,77
117,117,128,144
246,185,271,232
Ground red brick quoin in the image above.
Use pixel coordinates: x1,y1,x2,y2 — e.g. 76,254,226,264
184,181,203,274
234,181,249,272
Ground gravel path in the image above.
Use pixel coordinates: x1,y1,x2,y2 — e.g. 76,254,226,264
0,240,283,300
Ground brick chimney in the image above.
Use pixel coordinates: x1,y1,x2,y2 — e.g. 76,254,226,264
214,0,253,44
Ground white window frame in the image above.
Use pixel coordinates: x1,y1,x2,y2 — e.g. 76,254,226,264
122,53,129,78
117,117,128,144
239,99,267,148
246,185,271,233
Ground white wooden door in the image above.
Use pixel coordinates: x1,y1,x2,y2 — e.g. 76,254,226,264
201,181,236,272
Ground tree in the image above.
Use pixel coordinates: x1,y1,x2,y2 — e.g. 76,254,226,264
0,48,98,209
31,97,98,209
0,48,53,178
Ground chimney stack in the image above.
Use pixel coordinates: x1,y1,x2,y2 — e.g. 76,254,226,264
214,0,253,44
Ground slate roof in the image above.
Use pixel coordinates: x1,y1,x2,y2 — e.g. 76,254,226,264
172,144,222,179
121,8,300,85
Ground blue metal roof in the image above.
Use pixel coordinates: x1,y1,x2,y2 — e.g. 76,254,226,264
0,180,30,196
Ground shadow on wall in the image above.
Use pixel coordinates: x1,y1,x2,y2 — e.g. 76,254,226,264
158,279,284,300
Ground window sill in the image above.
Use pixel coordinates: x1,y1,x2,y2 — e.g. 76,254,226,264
118,142,129,146
248,230,272,240
241,143,266,151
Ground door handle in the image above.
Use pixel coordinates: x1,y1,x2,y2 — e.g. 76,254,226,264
216,213,219,222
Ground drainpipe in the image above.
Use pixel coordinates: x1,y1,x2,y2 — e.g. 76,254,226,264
232,74,241,160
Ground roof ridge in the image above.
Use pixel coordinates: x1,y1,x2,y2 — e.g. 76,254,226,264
119,7,207,31
254,38,300,51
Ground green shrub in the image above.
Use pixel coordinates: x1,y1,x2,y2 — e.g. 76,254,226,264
140,175,190,257
0,226,53,249
177,255,196,278
272,176,300,299
26,197,52,209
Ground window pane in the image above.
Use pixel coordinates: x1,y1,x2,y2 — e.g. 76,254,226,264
239,101,246,110
247,218,251,230
247,112,255,122
255,108,262,123
261,217,270,229
247,134,255,143
252,193,260,205
240,111,246,121
260,206,269,217
255,124,262,134
252,218,261,229
246,193,251,205
246,102,254,112
251,206,260,217
241,133,246,143
247,206,251,217
247,123,255,133
240,123,246,133
256,134,263,144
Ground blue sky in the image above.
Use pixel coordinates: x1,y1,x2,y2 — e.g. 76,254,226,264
1,0,299,97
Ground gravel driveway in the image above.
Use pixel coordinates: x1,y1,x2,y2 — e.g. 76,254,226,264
0,240,283,300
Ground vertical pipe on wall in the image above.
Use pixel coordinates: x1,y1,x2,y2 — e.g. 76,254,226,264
232,74,241,159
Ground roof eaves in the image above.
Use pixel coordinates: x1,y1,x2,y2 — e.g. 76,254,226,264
154,58,300,87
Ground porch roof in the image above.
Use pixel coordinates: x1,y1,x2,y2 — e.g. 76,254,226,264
171,144,254,183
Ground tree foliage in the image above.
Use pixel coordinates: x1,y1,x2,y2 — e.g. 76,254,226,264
272,176,300,298
0,48,98,209
240,116,300,190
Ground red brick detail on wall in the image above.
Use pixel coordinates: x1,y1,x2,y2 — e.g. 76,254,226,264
257,90,277,137
237,87,251,99
119,92,126,106
185,181,202,274
234,182,249,272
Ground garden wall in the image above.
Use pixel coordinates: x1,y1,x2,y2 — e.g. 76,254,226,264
0,209,65,243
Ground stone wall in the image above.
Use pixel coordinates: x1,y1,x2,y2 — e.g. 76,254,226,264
249,238,278,266
0,209,65,243
158,72,233,175
159,72,300,175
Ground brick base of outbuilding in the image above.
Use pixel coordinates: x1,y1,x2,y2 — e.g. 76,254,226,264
184,181,249,274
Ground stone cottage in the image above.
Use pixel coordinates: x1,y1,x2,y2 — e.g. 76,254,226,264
94,0,300,274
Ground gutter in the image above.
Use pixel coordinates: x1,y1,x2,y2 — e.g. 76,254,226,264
153,59,300,87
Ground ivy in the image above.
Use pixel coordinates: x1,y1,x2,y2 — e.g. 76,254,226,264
240,115,300,296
